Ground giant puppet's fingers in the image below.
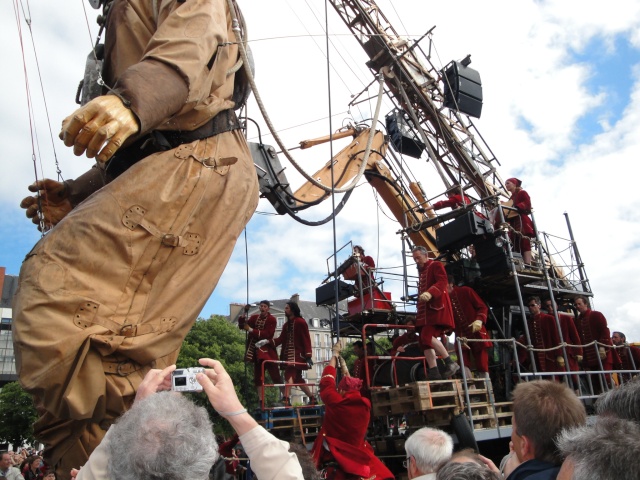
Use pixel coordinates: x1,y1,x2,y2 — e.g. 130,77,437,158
60,95,139,162
20,178,72,230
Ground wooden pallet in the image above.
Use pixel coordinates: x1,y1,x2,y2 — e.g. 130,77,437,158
468,404,498,430
371,380,463,416
493,401,514,427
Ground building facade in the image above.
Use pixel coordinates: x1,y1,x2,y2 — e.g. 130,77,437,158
0,267,19,387
230,295,345,404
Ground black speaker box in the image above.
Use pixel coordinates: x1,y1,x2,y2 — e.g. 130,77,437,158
385,110,425,159
436,211,493,252
473,238,520,277
316,280,354,306
443,61,483,118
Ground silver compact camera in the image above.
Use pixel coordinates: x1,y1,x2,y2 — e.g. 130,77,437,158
171,367,205,392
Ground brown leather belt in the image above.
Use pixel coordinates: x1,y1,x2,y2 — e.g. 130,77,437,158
107,109,242,178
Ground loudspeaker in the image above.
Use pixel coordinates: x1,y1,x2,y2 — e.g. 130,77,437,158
443,61,483,118
385,110,425,159
436,211,493,252
316,280,354,306
473,238,521,277
445,258,482,286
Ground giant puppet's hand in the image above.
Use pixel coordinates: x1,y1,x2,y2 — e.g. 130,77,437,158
20,179,73,231
60,95,139,162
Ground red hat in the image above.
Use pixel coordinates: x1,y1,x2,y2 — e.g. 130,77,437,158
506,177,522,187
338,376,363,392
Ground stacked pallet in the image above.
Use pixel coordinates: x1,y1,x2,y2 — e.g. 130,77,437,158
256,406,324,444
371,379,463,417
370,378,514,432
462,378,513,431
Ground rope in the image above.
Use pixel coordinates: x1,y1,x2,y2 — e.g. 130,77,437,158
226,0,385,194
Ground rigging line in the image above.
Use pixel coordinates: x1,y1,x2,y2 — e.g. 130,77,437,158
286,0,362,98
244,228,250,305
384,0,409,38
299,0,371,91
324,0,340,343
13,0,45,234
245,110,350,142
20,0,64,182
300,1,371,126
228,0,384,195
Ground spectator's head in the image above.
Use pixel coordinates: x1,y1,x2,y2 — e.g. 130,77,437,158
436,461,501,480
353,340,364,358
0,452,11,470
43,472,57,480
288,443,321,480
27,456,42,471
404,427,453,479
511,380,586,465
611,331,626,346
449,449,484,466
556,416,640,480
285,301,301,318
595,377,640,424
108,392,218,480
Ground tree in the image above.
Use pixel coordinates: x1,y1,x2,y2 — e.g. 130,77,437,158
0,382,37,448
176,315,277,435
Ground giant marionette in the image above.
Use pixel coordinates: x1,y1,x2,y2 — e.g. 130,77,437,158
14,0,256,475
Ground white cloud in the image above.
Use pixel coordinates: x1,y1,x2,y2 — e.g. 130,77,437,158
2,0,639,341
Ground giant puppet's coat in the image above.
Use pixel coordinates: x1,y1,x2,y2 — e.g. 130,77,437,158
12,0,257,473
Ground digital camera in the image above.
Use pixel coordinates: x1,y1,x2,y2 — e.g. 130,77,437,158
171,367,205,392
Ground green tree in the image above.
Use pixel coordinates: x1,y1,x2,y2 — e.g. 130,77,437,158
0,382,37,448
176,315,276,434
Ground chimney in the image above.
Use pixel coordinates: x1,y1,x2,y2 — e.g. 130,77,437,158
290,293,300,305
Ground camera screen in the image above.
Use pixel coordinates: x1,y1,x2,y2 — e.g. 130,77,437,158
174,376,187,387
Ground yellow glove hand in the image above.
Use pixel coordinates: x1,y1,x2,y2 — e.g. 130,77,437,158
469,320,483,333
556,356,565,367
332,342,343,355
419,292,432,303
599,347,607,360
576,355,583,363
60,95,139,162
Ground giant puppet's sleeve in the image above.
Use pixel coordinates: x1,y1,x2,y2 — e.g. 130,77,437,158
112,0,235,135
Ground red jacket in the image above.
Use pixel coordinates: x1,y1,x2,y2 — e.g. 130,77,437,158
240,313,278,363
416,260,455,330
518,313,561,372
450,285,491,347
273,316,312,370
618,344,640,371
508,189,534,236
432,194,471,210
576,309,618,368
312,366,393,480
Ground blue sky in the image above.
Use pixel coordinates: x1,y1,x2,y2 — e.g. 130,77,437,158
1,0,639,340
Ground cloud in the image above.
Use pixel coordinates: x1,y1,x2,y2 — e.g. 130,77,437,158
1,0,639,342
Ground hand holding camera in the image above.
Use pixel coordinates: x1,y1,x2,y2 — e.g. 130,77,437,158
171,367,205,392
